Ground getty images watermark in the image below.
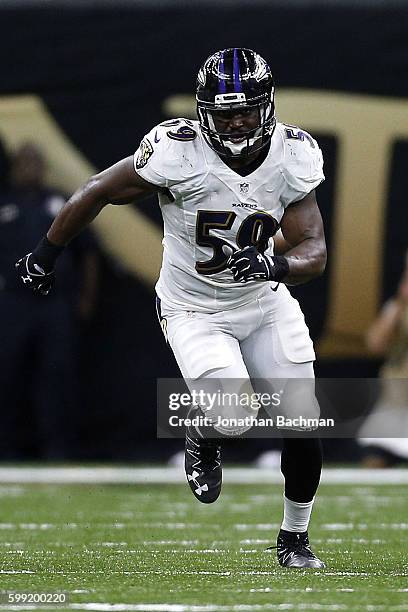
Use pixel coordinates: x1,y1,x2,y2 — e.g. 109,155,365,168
168,389,282,411
157,380,338,438
167,389,334,431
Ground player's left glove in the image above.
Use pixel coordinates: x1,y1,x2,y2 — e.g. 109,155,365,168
15,236,64,296
227,246,289,284
15,253,55,295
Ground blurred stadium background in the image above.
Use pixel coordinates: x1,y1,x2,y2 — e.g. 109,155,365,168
0,0,407,464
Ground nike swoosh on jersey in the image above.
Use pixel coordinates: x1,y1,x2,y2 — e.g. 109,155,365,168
154,131,161,143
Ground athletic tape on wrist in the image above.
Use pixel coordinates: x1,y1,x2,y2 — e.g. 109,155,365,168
32,237,64,272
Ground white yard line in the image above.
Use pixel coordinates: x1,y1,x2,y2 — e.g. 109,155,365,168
0,605,355,612
2,603,405,611
0,604,405,612
0,466,405,485
67,605,349,612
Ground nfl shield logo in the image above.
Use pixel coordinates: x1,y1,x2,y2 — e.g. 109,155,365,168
240,182,250,195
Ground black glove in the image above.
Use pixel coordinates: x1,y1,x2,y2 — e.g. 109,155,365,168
15,253,55,296
227,246,289,284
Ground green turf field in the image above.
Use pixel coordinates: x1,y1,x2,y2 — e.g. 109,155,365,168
0,479,406,611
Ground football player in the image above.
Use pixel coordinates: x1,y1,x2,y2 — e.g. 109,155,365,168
16,48,327,569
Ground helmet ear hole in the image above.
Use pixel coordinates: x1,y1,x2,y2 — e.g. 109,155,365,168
196,48,276,158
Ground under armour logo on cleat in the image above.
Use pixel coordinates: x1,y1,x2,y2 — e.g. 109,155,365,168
187,470,209,496
187,470,201,487
257,254,263,262
22,275,32,284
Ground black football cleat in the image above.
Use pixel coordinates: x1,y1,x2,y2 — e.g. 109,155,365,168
184,430,222,504
268,529,325,569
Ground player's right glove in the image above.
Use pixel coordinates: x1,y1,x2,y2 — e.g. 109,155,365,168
226,245,289,284
15,253,55,296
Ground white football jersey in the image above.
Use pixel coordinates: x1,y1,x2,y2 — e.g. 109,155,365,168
134,119,324,312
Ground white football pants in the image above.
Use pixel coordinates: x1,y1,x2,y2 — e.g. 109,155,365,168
159,285,319,433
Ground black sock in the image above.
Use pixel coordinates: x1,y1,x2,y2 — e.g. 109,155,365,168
281,437,323,503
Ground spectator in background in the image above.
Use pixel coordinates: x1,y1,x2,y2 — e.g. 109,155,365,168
0,142,99,459
359,252,408,466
